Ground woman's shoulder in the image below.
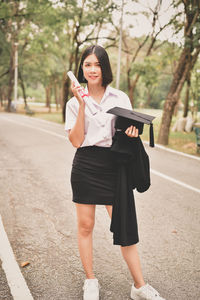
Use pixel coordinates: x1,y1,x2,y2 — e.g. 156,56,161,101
66,96,78,108
108,86,132,109
108,86,129,99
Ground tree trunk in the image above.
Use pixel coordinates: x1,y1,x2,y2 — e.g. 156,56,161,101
45,85,51,112
54,82,59,111
183,75,191,117
174,98,181,116
62,74,70,122
62,50,74,122
146,89,152,107
0,86,7,107
19,70,28,108
127,71,133,106
0,88,3,107
158,42,200,144
6,47,15,112
157,46,199,145
158,96,177,145
157,50,191,144
129,74,140,107
128,85,134,107
59,86,62,107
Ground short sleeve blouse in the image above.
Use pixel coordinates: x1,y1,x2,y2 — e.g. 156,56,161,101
65,85,132,147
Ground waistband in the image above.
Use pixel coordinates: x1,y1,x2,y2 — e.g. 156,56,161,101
77,146,111,153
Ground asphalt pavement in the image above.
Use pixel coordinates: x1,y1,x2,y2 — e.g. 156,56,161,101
0,112,199,300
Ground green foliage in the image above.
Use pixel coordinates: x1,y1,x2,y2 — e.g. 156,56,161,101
0,0,199,116
118,37,181,109
0,0,118,104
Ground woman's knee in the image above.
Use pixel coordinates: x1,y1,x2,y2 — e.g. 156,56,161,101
78,218,95,237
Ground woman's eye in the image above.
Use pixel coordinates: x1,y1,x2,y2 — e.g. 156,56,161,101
84,63,100,68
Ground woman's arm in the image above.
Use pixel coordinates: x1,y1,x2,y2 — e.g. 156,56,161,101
68,84,86,148
68,103,85,148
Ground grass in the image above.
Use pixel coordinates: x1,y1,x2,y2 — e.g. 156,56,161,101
132,108,199,157
142,125,197,155
33,112,63,124
4,103,64,124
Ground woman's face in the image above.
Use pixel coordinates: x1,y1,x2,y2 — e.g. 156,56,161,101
82,54,102,86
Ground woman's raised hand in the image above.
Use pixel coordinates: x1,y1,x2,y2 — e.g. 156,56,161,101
71,82,85,107
125,125,139,138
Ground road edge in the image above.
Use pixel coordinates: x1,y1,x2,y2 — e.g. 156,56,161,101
0,215,34,300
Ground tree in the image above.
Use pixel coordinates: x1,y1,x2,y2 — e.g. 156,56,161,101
0,0,51,111
158,0,200,145
121,0,173,106
190,61,200,114
0,0,117,116
130,57,159,107
0,1,20,111
61,0,117,121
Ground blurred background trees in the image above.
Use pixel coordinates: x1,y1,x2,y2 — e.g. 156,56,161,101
0,0,199,145
157,0,200,144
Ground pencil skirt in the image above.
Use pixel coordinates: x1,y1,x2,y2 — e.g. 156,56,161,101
71,146,117,205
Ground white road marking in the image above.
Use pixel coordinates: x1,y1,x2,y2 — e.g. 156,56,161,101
151,169,200,194
143,141,200,161
0,215,34,300
1,115,200,196
1,116,66,140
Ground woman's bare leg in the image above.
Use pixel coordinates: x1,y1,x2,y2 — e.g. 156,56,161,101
105,205,145,288
76,203,96,279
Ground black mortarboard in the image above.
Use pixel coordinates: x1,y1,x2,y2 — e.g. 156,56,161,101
107,106,156,147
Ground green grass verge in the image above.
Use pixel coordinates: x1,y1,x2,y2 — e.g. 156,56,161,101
33,112,63,124
139,109,199,156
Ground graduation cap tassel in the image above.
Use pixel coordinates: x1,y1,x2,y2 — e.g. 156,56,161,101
150,123,154,147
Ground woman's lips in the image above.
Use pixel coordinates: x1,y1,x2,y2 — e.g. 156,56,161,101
89,76,98,80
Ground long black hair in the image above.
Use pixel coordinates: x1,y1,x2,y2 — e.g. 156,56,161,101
77,45,113,87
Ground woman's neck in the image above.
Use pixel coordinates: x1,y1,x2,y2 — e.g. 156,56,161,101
88,84,106,104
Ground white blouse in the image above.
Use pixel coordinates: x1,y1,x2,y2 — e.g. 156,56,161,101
65,85,132,147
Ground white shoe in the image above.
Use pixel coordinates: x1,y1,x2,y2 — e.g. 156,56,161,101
83,278,100,300
131,283,166,300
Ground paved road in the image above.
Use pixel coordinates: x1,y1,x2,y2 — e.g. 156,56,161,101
0,112,199,300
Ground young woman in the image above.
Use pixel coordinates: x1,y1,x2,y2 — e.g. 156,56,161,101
65,45,165,300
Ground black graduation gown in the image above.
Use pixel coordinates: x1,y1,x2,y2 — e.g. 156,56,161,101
110,130,151,246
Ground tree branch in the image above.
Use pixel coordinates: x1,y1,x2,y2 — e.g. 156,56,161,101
0,69,9,78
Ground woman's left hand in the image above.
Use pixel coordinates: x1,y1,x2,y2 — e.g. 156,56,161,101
125,125,139,138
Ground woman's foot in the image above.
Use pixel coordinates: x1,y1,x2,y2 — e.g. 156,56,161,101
83,278,100,300
131,283,166,300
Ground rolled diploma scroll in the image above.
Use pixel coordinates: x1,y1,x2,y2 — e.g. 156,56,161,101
67,71,98,116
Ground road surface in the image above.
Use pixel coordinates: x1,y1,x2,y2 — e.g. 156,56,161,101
0,112,199,300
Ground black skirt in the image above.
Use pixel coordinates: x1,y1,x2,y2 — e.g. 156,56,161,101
71,146,117,205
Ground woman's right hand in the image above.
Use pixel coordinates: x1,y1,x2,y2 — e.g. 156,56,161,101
71,82,85,107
